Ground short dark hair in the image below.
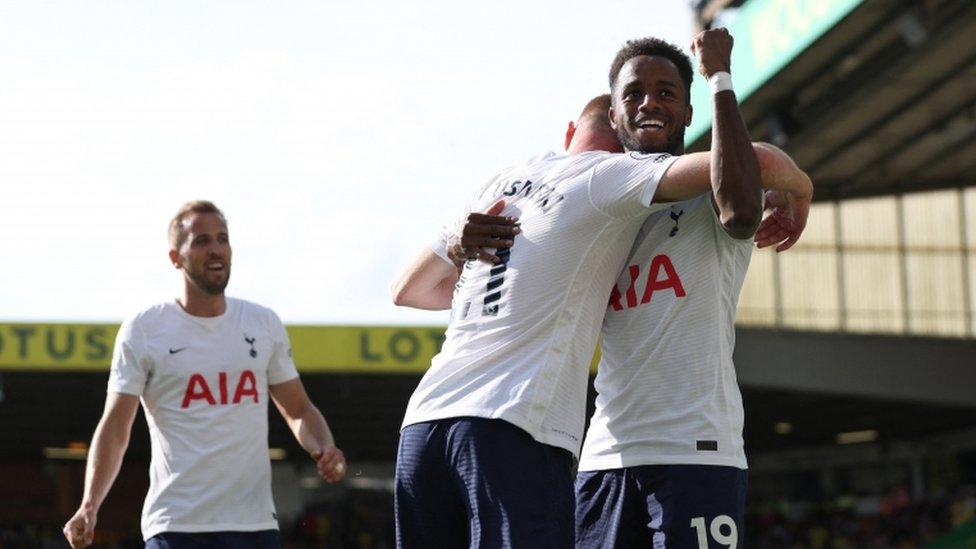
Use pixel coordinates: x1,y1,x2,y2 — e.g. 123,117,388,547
168,200,227,249
608,37,693,101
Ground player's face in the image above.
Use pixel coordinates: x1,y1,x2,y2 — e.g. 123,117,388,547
611,55,692,155
175,212,232,295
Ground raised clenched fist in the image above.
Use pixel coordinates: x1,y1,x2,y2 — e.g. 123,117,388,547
690,27,734,78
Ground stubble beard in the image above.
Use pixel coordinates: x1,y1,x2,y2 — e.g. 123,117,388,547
187,265,230,296
618,125,686,156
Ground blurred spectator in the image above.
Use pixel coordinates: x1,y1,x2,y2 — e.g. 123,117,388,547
284,489,393,549
746,484,976,547
4,483,974,548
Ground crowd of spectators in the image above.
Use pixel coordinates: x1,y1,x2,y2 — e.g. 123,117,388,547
3,485,973,548
283,489,394,549
745,484,976,548
0,522,141,549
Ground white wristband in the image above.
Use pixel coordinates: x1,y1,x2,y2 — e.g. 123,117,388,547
708,71,733,94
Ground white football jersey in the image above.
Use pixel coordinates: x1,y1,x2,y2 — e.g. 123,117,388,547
579,193,753,471
107,297,299,540
402,150,678,456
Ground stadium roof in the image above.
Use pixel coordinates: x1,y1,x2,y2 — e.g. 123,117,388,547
688,0,976,201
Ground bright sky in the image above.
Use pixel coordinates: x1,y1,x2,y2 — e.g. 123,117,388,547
1,1,693,325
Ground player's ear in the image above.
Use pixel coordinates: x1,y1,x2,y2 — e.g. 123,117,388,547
168,249,182,269
609,106,619,130
685,104,693,127
564,121,577,151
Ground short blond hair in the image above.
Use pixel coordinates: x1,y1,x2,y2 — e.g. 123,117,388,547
168,200,227,249
578,94,612,125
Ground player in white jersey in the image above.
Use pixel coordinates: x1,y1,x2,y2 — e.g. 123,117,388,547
63,201,347,549
391,95,682,549
451,33,812,548
390,29,811,547
573,32,812,549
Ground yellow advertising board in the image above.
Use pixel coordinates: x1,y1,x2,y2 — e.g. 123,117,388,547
0,323,117,371
288,325,448,373
0,323,600,373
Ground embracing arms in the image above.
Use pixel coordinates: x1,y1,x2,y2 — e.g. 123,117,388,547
656,142,812,251
390,201,519,310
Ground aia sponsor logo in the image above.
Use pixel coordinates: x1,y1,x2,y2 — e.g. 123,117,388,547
181,370,259,408
608,254,686,311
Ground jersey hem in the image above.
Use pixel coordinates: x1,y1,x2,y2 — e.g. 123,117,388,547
402,409,580,457
578,453,747,471
143,520,279,540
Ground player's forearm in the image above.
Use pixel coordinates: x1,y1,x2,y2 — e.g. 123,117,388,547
754,143,813,200
655,143,810,205
391,248,457,310
391,279,455,310
287,405,336,456
80,420,130,513
710,91,763,238
428,277,457,310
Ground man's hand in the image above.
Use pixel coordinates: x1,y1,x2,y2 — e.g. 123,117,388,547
690,27,733,78
312,446,347,484
446,200,520,269
755,189,811,252
63,506,96,549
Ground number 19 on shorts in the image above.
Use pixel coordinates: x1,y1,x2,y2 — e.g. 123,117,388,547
690,515,738,549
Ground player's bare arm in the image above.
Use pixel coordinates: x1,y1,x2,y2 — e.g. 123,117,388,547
391,201,520,311
655,144,811,248
269,378,347,483
390,248,458,310
657,144,810,201
692,28,763,239
63,392,140,549
450,145,809,260
752,142,814,251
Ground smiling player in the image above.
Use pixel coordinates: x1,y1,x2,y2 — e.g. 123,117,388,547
424,30,812,549
63,200,347,549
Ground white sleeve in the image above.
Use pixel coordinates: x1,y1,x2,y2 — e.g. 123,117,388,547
106,318,150,396
429,224,454,263
267,311,300,385
588,153,679,219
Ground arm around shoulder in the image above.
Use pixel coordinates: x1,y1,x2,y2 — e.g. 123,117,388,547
653,144,812,204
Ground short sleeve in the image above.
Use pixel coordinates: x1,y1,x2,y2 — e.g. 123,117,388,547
588,152,679,219
429,224,454,263
107,318,150,396
267,312,300,385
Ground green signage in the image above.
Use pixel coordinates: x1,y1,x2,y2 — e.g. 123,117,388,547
686,0,865,146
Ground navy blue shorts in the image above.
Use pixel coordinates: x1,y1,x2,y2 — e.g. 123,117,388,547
145,529,279,549
395,417,575,549
575,465,747,548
